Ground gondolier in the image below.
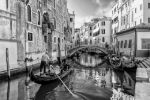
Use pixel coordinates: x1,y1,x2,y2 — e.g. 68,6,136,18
40,51,50,75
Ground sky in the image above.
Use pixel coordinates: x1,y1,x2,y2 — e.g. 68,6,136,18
67,0,115,28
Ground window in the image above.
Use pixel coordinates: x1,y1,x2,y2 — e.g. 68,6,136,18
148,3,150,8
135,8,137,13
54,0,55,8
140,4,142,10
117,41,120,48
6,0,8,9
90,32,92,36
70,18,73,22
28,33,33,41
38,11,40,25
148,18,150,23
101,21,105,26
128,40,132,48
124,40,127,48
142,39,150,49
140,19,142,24
90,27,92,30
132,11,134,22
44,36,47,43
54,37,56,43
102,37,105,42
44,0,47,6
101,29,105,34
27,5,31,22
135,21,136,26
121,41,123,48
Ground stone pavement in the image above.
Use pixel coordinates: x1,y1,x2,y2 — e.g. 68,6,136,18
135,57,150,100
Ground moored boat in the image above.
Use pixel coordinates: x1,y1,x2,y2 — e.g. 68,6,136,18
109,54,122,69
29,66,73,85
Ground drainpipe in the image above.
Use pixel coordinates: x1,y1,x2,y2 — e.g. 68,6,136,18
134,28,137,58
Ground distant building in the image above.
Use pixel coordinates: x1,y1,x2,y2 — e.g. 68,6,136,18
69,12,75,46
74,28,80,46
112,1,119,45
92,17,112,47
112,0,150,32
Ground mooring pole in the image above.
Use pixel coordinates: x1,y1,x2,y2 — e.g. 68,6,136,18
6,48,10,79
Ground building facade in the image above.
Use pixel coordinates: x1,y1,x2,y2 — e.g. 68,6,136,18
0,0,73,72
112,0,150,56
92,17,112,48
112,0,150,33
116,24,150,57
69,12,75,47
112,2,119,45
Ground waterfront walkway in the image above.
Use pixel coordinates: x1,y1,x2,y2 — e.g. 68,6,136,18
135,57,150,100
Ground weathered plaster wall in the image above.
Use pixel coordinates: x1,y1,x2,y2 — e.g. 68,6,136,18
0,40,18,71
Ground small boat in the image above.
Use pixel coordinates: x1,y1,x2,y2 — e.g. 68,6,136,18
109,54,122,69
29,66,73,85
121,56,137,70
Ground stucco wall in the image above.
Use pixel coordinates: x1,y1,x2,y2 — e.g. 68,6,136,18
117,31,135,56
0,40,18,71
143,0,150,24
136,31,150,57
137,32,150,50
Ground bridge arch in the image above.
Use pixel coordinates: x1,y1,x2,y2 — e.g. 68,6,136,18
68,45,108,56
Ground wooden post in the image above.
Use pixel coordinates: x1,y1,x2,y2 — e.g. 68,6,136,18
7,80,10,100
6,48,10,79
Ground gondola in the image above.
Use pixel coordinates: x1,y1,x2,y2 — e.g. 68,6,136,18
29,66,73,85
109,55,122,69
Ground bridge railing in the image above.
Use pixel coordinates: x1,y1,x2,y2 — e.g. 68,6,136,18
67,44,108,56
68,44,106,51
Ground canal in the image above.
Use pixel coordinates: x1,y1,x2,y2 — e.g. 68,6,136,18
0,53,136,100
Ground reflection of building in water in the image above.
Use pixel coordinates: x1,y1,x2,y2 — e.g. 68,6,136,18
92,68,112,88
111,70,135,100
80,54,102,67
111,88,135,100
72,68,112,90
123,71,135,91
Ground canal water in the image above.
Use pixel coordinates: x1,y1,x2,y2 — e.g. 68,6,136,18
0,53,136,100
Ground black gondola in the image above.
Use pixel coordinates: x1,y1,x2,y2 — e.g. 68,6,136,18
29,67,73,85
109,55,122,69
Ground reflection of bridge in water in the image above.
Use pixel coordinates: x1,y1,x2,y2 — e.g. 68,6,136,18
68,45,108,56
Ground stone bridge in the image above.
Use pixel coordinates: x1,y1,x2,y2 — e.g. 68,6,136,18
67,45,108,56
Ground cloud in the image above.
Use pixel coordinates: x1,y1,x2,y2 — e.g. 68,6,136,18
68,0,116,28
93,0,115,7
94,0,115,17
75,16,94,28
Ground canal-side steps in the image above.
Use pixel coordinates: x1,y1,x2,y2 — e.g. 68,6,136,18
135,57,150,82
135,57,150,100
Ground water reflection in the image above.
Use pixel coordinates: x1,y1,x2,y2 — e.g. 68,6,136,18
75,53,104,67
0,53,136,100
6,80,10,100
33,68,112,100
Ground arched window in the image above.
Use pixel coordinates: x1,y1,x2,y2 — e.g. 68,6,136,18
27,5,31,22
102,37,105,42
38,11,40,25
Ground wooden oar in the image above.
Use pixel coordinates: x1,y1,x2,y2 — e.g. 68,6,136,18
50,65,79,98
